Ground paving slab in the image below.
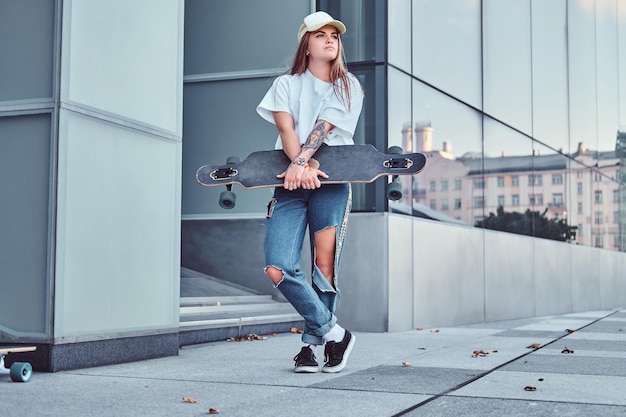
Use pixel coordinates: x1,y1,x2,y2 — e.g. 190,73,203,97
310,365,482,395
533,338,626,352
451,370,626,406
401,396,626,417
501,352,626,377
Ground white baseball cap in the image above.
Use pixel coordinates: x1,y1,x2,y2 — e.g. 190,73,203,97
297,11,346,42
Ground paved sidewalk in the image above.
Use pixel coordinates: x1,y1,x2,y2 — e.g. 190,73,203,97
1,309,625,417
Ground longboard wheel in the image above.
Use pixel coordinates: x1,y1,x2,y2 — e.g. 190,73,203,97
9,362,32,382
219,190,236,209
386,181,403,201
387,146,403,154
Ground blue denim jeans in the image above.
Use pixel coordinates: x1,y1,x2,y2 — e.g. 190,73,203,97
264,183,351,345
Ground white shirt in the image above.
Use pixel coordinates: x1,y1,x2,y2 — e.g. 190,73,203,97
257,69,363,150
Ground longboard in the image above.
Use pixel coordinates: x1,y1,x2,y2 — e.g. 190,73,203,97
0,345,36,382
196,144,426,208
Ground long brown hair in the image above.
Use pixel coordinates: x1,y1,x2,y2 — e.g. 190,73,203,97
290,31,353,109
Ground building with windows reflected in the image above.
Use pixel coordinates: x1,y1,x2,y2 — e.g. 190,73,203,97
411,126,622,250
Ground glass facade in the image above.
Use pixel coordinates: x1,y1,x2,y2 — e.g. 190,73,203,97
391,0,626,250
181,0,625,250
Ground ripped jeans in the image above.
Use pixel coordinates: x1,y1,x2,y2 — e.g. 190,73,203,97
264,184,351,345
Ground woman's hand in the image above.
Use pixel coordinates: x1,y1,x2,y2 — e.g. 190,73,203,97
277,164,329,190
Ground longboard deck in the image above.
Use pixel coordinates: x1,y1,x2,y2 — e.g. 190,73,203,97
0,346,37,355
196,144,426,189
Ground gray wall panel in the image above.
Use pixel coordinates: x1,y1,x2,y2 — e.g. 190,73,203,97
533,237,573,316
412,219,485,328
0,113,51,335
484,229,535,322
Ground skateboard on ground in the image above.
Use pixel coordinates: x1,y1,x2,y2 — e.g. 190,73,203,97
0,345,36,382
196,144,426,209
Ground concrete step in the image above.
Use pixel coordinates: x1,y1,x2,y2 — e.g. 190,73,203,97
179,269,304,346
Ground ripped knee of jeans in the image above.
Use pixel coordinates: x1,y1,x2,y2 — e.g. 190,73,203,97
264,265,284,286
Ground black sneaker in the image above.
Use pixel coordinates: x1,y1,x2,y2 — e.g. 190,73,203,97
322,330,356,373
293,346,319,373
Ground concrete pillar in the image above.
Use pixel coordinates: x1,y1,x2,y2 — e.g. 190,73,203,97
0,0,184,371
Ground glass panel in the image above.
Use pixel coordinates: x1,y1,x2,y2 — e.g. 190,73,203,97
570,158,591,246
184,0,309,75
412,80,482,225
592,147,621,250
619,2,626,128
595,0,620,153
182,78,280,216
319,0,380,63
388,0,412,72
483,0,532,134
617,130,626,251
530,0,568,152
478,117,534,233
569,144,620,249
531,141,574,242
0,0,54,101
349,66,380,212
412,0,482,108
568,0,598,162
388,67,413,213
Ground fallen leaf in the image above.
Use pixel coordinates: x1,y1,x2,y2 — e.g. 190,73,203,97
618,328,624,332
566,328,575,333
215,301,221,307
416,327,424,331
492,350,499,353
524,386,537,391
430,329,440,333
472,350,490,357
561,347,574,354
526,343,542,349
208,408,220,414
401,361,411,366
290,327,304,334
268,332,277,336
183,397,197,403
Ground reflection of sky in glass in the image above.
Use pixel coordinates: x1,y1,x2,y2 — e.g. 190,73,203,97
408,0,624,159
483,0,532,136
413,80,481,156
412,0,482,109
531,0,568,153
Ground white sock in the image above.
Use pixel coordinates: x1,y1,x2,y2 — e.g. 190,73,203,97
323,324,345,343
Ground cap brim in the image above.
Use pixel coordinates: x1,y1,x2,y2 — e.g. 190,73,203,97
298,20,346,41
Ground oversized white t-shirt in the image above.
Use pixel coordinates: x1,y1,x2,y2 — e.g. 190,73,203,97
256,69,363,150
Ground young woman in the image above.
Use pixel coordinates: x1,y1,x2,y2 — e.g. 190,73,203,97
256,11,364,373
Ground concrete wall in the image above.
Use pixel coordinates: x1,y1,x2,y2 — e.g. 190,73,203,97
183,213,626,333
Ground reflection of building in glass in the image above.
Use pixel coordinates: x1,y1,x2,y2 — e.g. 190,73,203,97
617,130,626,252
413,125,623,250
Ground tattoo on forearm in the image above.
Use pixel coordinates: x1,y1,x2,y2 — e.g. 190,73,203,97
301,121,325,151
291,121,326,166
